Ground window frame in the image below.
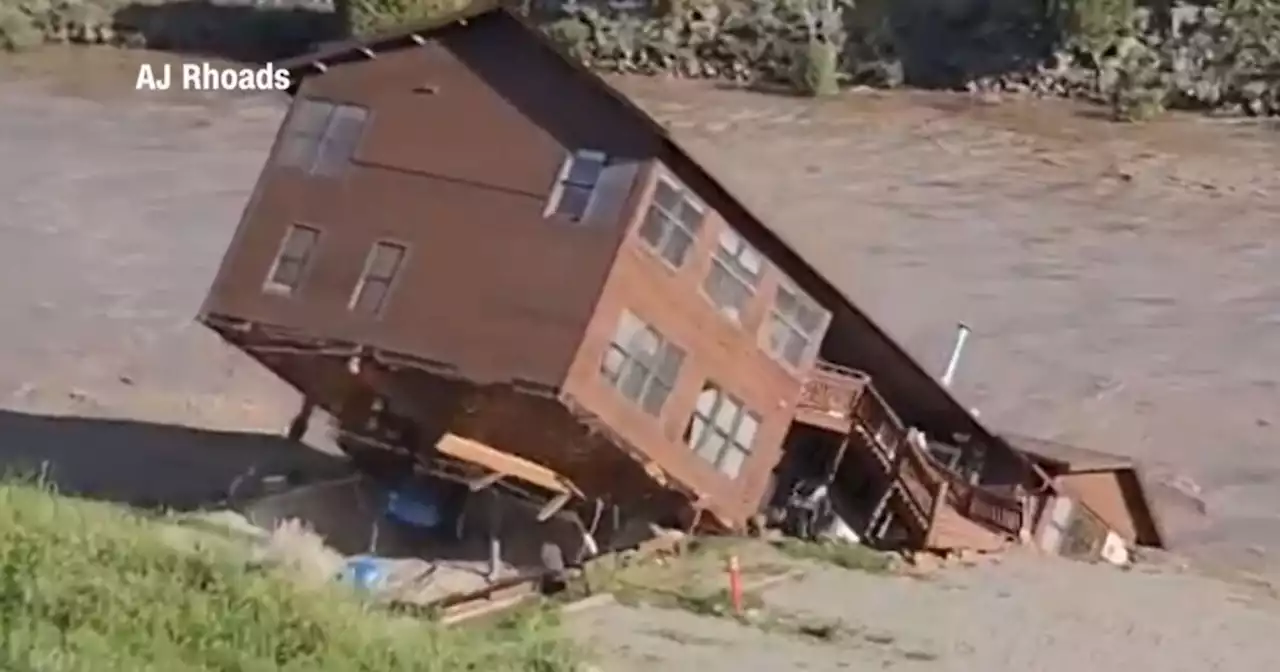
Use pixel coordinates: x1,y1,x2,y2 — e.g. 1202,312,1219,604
276,97,369,177
760,277,831,371
544,149,608,222
598,310,686,417
348,239,410,317
684,383,760,480
262,223,322,296
701,225,766,324
635,172,706,270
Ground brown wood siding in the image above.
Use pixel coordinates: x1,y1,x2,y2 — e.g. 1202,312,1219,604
202,24,656,389
640,130,1007,455
562,165,812,525
1056,471,1138,543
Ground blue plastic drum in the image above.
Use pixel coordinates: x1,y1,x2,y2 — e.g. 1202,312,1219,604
344,556,384,592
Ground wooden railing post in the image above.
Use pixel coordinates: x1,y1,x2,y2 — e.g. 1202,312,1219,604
924,479,949,549
865,446,906,542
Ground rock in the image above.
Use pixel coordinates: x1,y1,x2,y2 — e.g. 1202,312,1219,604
904,551,943,575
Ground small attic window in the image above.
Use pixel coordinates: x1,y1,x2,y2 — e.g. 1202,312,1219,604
264,224,320,295
349,241,408,317
545,150,607,221
275,98,369,177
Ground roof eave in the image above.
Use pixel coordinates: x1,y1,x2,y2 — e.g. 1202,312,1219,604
273,1,505,83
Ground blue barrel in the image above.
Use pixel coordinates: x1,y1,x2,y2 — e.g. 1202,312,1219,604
344,556,384,592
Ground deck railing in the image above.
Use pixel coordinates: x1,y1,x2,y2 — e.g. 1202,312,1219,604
803,359,1027,543
943,481,1025,537
797,361,870,421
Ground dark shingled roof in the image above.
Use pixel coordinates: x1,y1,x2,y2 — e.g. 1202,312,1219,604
1002,433,1135,473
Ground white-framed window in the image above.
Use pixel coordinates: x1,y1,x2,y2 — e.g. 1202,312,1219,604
276,98,369,177
599,310,685,416
637,174,704,269
685,384,759,479
263,224,320,295
761,279,830,369
349,241,408,316
546,150,607,220
702,226,765,323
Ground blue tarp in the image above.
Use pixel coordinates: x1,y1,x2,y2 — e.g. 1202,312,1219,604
383,483,443,529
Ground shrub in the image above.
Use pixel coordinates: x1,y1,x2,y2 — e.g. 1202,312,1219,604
541,0,857,93
339,0,473,37
793,0,845,96
0,0,122,51
0,4,43,50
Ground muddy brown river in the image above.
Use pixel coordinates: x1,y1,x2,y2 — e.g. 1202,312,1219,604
2,47,1276,575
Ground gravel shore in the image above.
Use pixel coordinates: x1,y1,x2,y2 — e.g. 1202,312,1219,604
571,551,1280,671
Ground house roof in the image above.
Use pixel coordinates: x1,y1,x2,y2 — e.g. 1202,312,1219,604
1001,433,1136,473
274,4,1037,473
1002,432,1167,548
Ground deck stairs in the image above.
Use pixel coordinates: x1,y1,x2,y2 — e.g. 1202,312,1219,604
796,361,1023,551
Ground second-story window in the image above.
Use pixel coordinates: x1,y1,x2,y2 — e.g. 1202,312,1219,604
547,150,607,220
350,241,407,316
263,224,320,295
638,175,704,269
685,383,759,479
703,227,765,323
761,279,830,369
276,98,369,177
599,310,685,416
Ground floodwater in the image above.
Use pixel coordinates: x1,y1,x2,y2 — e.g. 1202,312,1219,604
1,47,1276,574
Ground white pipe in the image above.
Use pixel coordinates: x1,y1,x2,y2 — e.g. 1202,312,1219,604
940,322,971,388
486,491,503,582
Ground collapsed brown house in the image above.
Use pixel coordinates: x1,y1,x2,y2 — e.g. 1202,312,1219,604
199,5,1156,558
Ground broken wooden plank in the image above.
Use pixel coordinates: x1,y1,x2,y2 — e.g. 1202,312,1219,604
435,433,582,497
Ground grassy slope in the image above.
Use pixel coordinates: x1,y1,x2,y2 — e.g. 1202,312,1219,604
0,482,577,672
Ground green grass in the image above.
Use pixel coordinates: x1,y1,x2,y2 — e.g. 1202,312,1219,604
774,539,893,573
0,481,579,672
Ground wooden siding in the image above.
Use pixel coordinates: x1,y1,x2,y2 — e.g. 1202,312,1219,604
202,19,657,390
561,164,824,525
1056,471,1138,544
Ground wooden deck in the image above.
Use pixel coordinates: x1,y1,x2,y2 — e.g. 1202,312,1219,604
797,361,1025,552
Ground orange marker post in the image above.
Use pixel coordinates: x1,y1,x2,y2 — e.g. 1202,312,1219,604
727,554,743,615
